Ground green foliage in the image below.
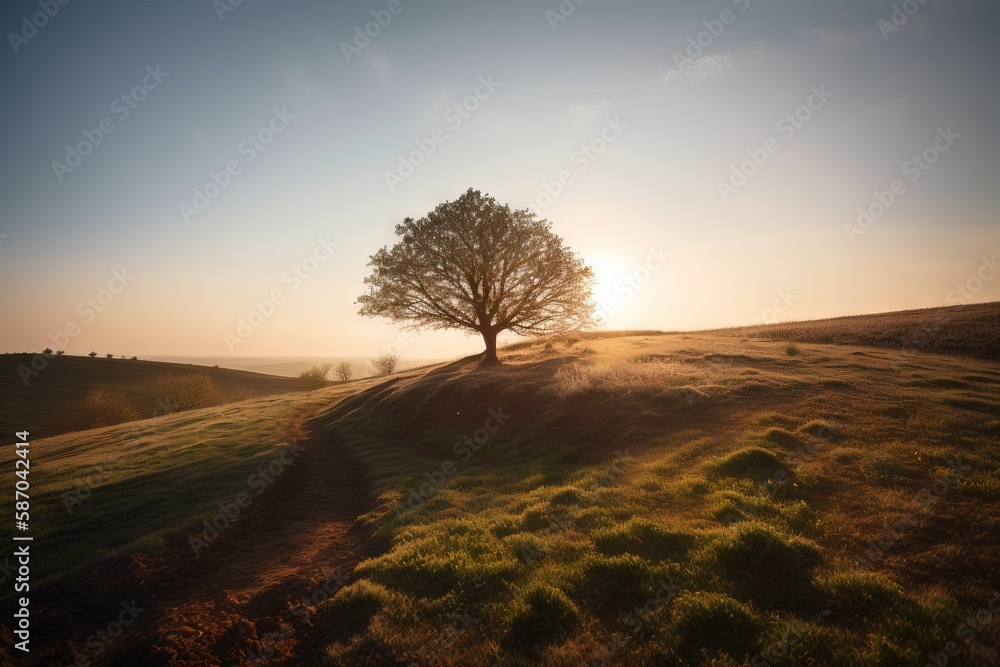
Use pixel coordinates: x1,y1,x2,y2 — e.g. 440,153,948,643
357,188,596,362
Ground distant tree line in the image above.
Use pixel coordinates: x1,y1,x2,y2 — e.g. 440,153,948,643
298,354,401,390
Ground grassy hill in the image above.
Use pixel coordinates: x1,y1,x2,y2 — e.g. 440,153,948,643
0,354,306,439
716,300,1000,359
5,303,1000,666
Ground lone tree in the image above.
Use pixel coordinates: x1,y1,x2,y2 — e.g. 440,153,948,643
335,361,354,382
371,353,399,377
358,189,595,364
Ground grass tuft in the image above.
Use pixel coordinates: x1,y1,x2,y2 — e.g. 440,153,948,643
506,583,581,650
671,591,761,658
709,446,786,482
592,519,697,562
699,522,820,608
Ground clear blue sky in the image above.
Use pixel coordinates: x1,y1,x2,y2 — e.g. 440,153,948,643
1,0,998,358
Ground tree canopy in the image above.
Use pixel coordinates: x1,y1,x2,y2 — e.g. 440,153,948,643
357,188,595,363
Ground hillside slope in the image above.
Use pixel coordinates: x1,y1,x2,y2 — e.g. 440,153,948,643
5,314,1000,666
310,334,1000,665
0,354,306,439
717,300,1000,359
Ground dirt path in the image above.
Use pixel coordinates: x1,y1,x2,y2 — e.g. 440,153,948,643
24,412,379,666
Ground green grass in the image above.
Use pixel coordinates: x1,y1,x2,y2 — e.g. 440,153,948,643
0,379,380,584
13,313,1000,665
308,334,1000,665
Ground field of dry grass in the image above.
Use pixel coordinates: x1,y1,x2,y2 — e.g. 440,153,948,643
715,301,1000,359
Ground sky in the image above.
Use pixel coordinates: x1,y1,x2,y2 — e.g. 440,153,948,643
1,0,998,360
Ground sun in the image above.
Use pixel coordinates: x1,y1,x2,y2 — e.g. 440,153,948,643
587,252,632,320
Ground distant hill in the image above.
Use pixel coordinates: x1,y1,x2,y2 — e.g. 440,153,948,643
714,301,1000,359
141,355,453,378
0,355,305,440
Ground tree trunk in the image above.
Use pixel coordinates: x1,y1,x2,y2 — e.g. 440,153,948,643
480,328,499,365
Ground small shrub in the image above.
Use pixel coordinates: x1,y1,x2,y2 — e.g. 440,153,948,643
506,584,581,649
786,344,801,356
56,350,65,356
130,356,137,361
42,347,53,355
335,361,354,382
106,353,114,359
299,363,332,389
371,353,399,377
88,351,97,358
63,388,139,431
152,373,222,411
